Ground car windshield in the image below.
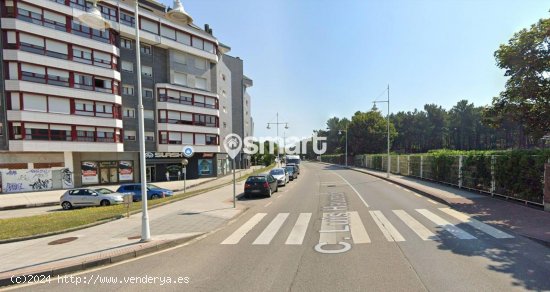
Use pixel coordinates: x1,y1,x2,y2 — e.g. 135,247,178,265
246,176,266,183
285,167,294,172
270,169,284,175
94,188,114,194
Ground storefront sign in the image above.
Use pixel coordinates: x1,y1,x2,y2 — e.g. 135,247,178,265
202,153,214,158
118,161,133,181
145,152,185,159
198,159,213,176
81,161,99,184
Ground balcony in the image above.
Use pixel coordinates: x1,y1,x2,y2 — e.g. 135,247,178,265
7,110,122,128
9,140,124,152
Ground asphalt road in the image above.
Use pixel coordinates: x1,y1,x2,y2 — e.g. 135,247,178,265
11,162,550,291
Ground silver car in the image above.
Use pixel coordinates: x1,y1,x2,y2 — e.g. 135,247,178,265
269,168,290,186
60,188,125,210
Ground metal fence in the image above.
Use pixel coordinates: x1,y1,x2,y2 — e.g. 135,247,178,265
354,154,547,206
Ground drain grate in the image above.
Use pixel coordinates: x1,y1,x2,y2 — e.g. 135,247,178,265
48,237,78,245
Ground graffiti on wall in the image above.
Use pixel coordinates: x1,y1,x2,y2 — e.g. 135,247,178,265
1,169,53,193
61,168,74,189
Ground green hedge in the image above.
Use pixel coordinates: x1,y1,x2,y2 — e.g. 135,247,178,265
357,149,550,204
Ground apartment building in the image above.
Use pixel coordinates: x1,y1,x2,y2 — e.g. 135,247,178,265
0,0,253,192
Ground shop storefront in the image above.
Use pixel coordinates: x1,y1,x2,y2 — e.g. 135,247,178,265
80,160,135,185
145,152,219,182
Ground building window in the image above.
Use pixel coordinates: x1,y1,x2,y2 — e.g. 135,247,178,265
74,73,93,90
120,12,134,27
143,88,153,99
123,107,135,118
223,122,227,128
122,85,134,96
121,38,132,49
144,110,154,120
140,44,152,55
195,58,207,70
142,66,153,77
223,106,227,113
206,134,218,145
173,72,187,86
195,77,207,90
145,132,155,141
121,61,133,72
124,130,136,141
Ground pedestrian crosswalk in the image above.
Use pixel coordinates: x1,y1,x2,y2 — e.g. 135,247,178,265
220,208,514,246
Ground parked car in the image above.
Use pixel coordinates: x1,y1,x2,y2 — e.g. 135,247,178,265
116,184,174,201
244,174,278,198
269,168,289,186
286,163,300,175
60,187,126,210
285,165,298,180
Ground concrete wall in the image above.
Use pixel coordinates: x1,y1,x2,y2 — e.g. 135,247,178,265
217,56,233,151
0,15,8,151
0,152,64,164
120,42,168,152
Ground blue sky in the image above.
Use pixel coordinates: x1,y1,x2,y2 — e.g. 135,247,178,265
159,0,549,139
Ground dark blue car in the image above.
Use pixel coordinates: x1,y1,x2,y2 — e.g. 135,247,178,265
116,184,174,201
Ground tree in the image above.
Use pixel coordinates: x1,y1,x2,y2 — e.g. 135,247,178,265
489,16,550,141
348,110,397,154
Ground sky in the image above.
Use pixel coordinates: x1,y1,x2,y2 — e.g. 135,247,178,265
159,0,549,139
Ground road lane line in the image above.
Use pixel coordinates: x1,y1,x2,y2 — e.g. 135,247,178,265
414,194,422,198
333,172,369,207
438,208,514,239
285,213,312,245
348,211,371,244
264,202,273,207
416,209,476,240
393,210,438,241
253,213,289,245
221,213,267,244
369,210,405,242
427,199,438,204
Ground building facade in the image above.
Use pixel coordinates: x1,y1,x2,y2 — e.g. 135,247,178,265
0,0,254,192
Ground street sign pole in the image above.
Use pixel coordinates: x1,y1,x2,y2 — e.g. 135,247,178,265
183,166,187,194
233,158,236,208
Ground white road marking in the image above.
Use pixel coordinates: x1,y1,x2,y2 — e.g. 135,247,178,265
348,211,371,243
427,199,438,204
416,209,476,240
393,210,438,241
264,202,273,207
369,210,405,242
253,213,289,245
333,172,369,207
414,194,422,198
438,208,514,239
285,213,312,245
221,213,267,244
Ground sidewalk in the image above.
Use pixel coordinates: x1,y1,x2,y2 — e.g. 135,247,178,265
0,168,256,286
322,163,550,246
0,167,259,210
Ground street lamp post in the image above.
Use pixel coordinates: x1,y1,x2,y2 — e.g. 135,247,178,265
373,84,391,178
78,0,193,242
267,112,289,166
181,159,188,193
339,127,348,167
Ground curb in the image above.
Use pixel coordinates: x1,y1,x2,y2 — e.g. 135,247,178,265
320,162,451,206
0,233,202,287
0,202,59,211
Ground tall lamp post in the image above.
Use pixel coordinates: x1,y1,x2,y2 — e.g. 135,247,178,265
267,112,289,166
79,0,193,242
373,84,391,178
339,127,348,167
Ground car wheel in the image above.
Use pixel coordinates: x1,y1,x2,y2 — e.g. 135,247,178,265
100,200,110,206
61,201,72,210
151,194,160,200
267,188,272,197
275,185,278,193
